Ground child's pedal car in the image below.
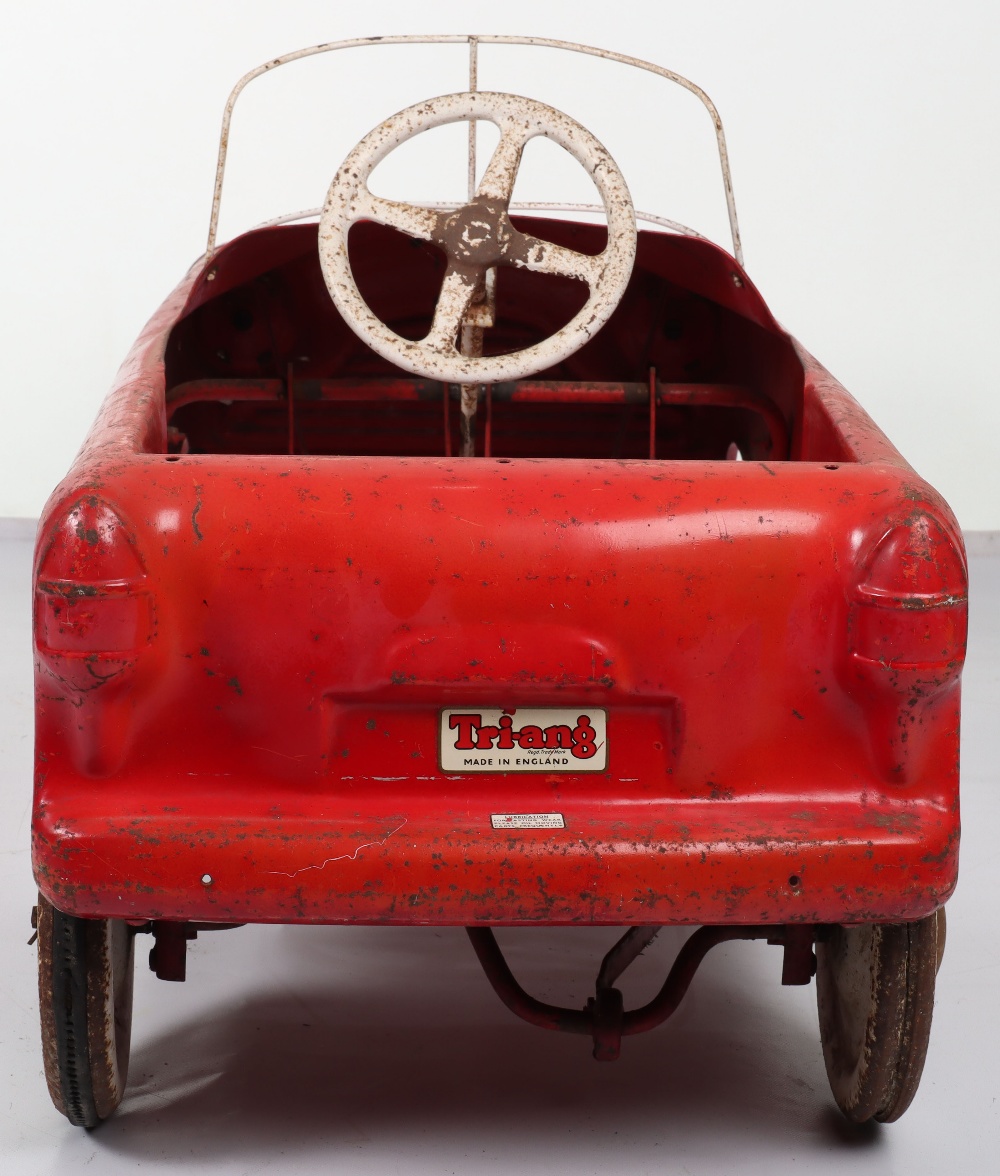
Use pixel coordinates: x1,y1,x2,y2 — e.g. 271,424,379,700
32,34,965,1128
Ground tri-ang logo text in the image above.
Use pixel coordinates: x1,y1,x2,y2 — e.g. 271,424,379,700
447,712,598,759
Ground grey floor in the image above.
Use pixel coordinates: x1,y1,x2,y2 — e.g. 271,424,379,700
1,534,997,1174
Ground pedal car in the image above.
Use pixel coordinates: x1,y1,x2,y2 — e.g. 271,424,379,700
32,34,966,1128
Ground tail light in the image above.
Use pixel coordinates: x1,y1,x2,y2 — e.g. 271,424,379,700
35,498,152,691
845,513,967,782
850,514,967,673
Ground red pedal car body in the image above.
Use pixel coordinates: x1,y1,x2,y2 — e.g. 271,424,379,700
32,36,966,1128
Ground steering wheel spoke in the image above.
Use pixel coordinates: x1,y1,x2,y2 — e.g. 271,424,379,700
426,266,481,351
512,233,603,285
475,122,531,202
362,195,442,241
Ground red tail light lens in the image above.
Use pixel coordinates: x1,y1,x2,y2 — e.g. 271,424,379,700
850,515,967,672
35,498,151,664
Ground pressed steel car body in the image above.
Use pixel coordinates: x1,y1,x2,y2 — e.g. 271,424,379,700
32,36,966,1128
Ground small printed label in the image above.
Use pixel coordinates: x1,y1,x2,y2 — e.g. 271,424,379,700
491,813,566,830
440,707,607,772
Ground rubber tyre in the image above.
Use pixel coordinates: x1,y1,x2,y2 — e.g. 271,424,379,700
36,894,135,1127
816,909,944,1123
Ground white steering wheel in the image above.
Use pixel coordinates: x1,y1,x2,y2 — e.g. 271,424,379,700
318,91,637,384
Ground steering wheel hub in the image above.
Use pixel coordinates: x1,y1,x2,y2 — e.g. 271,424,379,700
435,198,514,270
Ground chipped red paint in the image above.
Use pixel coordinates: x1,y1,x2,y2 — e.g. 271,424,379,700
32,223,966,932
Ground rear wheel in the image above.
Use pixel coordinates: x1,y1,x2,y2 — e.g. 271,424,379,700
36,894,135,1127
816,909,944,1123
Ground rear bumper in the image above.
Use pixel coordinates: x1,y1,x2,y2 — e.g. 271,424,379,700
33,789,958,925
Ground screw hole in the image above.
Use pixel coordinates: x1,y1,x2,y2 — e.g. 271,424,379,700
788,874,801,888
824,464,839,471
165,454,182,462
496,458,511,464
200,874,214,887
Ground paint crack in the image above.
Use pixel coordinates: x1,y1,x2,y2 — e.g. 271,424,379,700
265,819,407,878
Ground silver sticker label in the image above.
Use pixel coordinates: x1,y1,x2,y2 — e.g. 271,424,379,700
490,813,566,830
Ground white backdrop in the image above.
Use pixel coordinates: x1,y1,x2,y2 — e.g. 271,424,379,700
2,1,996,527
